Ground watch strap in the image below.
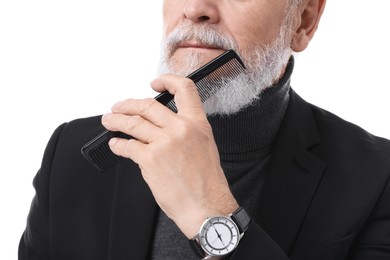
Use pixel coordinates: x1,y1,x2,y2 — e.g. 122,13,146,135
189,237,206,259
230,207,251,233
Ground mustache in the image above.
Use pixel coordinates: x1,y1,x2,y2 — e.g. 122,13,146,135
162,22,239,57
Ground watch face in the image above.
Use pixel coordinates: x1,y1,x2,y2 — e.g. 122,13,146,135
199,216,240,256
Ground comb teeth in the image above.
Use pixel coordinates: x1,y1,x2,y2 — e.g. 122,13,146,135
165,99,177,113
155,50,245,113
193,58,244,103
81,50,245,172
164,58,245,113
88,140,120,172
82,130,129,172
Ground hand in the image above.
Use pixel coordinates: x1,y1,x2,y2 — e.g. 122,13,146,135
101,74,238,238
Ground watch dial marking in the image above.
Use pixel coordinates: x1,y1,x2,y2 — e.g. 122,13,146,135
199,216,240,256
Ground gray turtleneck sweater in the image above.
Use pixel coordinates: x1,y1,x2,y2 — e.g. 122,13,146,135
150,57,294,259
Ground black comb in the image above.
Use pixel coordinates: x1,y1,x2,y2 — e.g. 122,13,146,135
81,50,245,172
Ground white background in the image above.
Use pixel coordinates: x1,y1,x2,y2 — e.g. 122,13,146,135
1,1,389,259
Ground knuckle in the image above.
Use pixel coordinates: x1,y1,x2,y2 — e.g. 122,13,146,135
124,139,133,155
183,78,196,90
174,120,193,140
147,145,160,160
173,120,212,144
138,98,157,115
126,115,142,132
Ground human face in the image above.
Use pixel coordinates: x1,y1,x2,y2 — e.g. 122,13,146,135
159,0,296,115
162,0,290,71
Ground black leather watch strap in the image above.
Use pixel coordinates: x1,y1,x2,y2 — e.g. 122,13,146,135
189,237,206,259
230,207,251,233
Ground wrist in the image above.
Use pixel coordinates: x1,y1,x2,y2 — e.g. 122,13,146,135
175,196,239,239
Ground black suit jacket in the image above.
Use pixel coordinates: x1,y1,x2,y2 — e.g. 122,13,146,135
19,90,390,259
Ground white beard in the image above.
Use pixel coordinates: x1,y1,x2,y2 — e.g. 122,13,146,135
158,12,294,116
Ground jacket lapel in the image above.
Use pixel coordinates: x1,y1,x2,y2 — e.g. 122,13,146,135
257,90,326,255
107,160,158,260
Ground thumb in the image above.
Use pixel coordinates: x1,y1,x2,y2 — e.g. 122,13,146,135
151,74,206,118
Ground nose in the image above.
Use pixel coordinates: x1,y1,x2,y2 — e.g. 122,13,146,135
184,0,219,23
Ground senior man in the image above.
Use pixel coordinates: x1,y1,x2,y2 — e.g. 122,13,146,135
19,0,390,259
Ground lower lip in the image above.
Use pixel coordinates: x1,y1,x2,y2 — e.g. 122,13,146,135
176,47,226,57
179,46,221,51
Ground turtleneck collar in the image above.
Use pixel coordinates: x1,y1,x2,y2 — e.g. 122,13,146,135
207,56,294,162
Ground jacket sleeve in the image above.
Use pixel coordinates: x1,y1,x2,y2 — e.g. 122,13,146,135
230,221,289,260
231,174,390,260
346,174,390,260
18,123,67,260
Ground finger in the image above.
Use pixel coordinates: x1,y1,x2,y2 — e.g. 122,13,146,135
151,75,206,119
111,98,177,128
101,113,162,143
108,137,145,164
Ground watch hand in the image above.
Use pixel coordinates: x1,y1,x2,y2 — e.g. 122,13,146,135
215,229,222,241
212,225,227,248
217,232,226,247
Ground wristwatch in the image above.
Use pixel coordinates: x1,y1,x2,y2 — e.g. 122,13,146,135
189,207,251,259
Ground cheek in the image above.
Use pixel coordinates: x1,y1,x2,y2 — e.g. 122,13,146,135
162,1,184,37
226,14,284,50
162,22,174,38
223,2,287,49
224,20,268,50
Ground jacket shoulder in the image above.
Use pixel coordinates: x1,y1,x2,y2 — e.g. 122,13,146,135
64,115,104,136
47,115,106,173
309,103,390,166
